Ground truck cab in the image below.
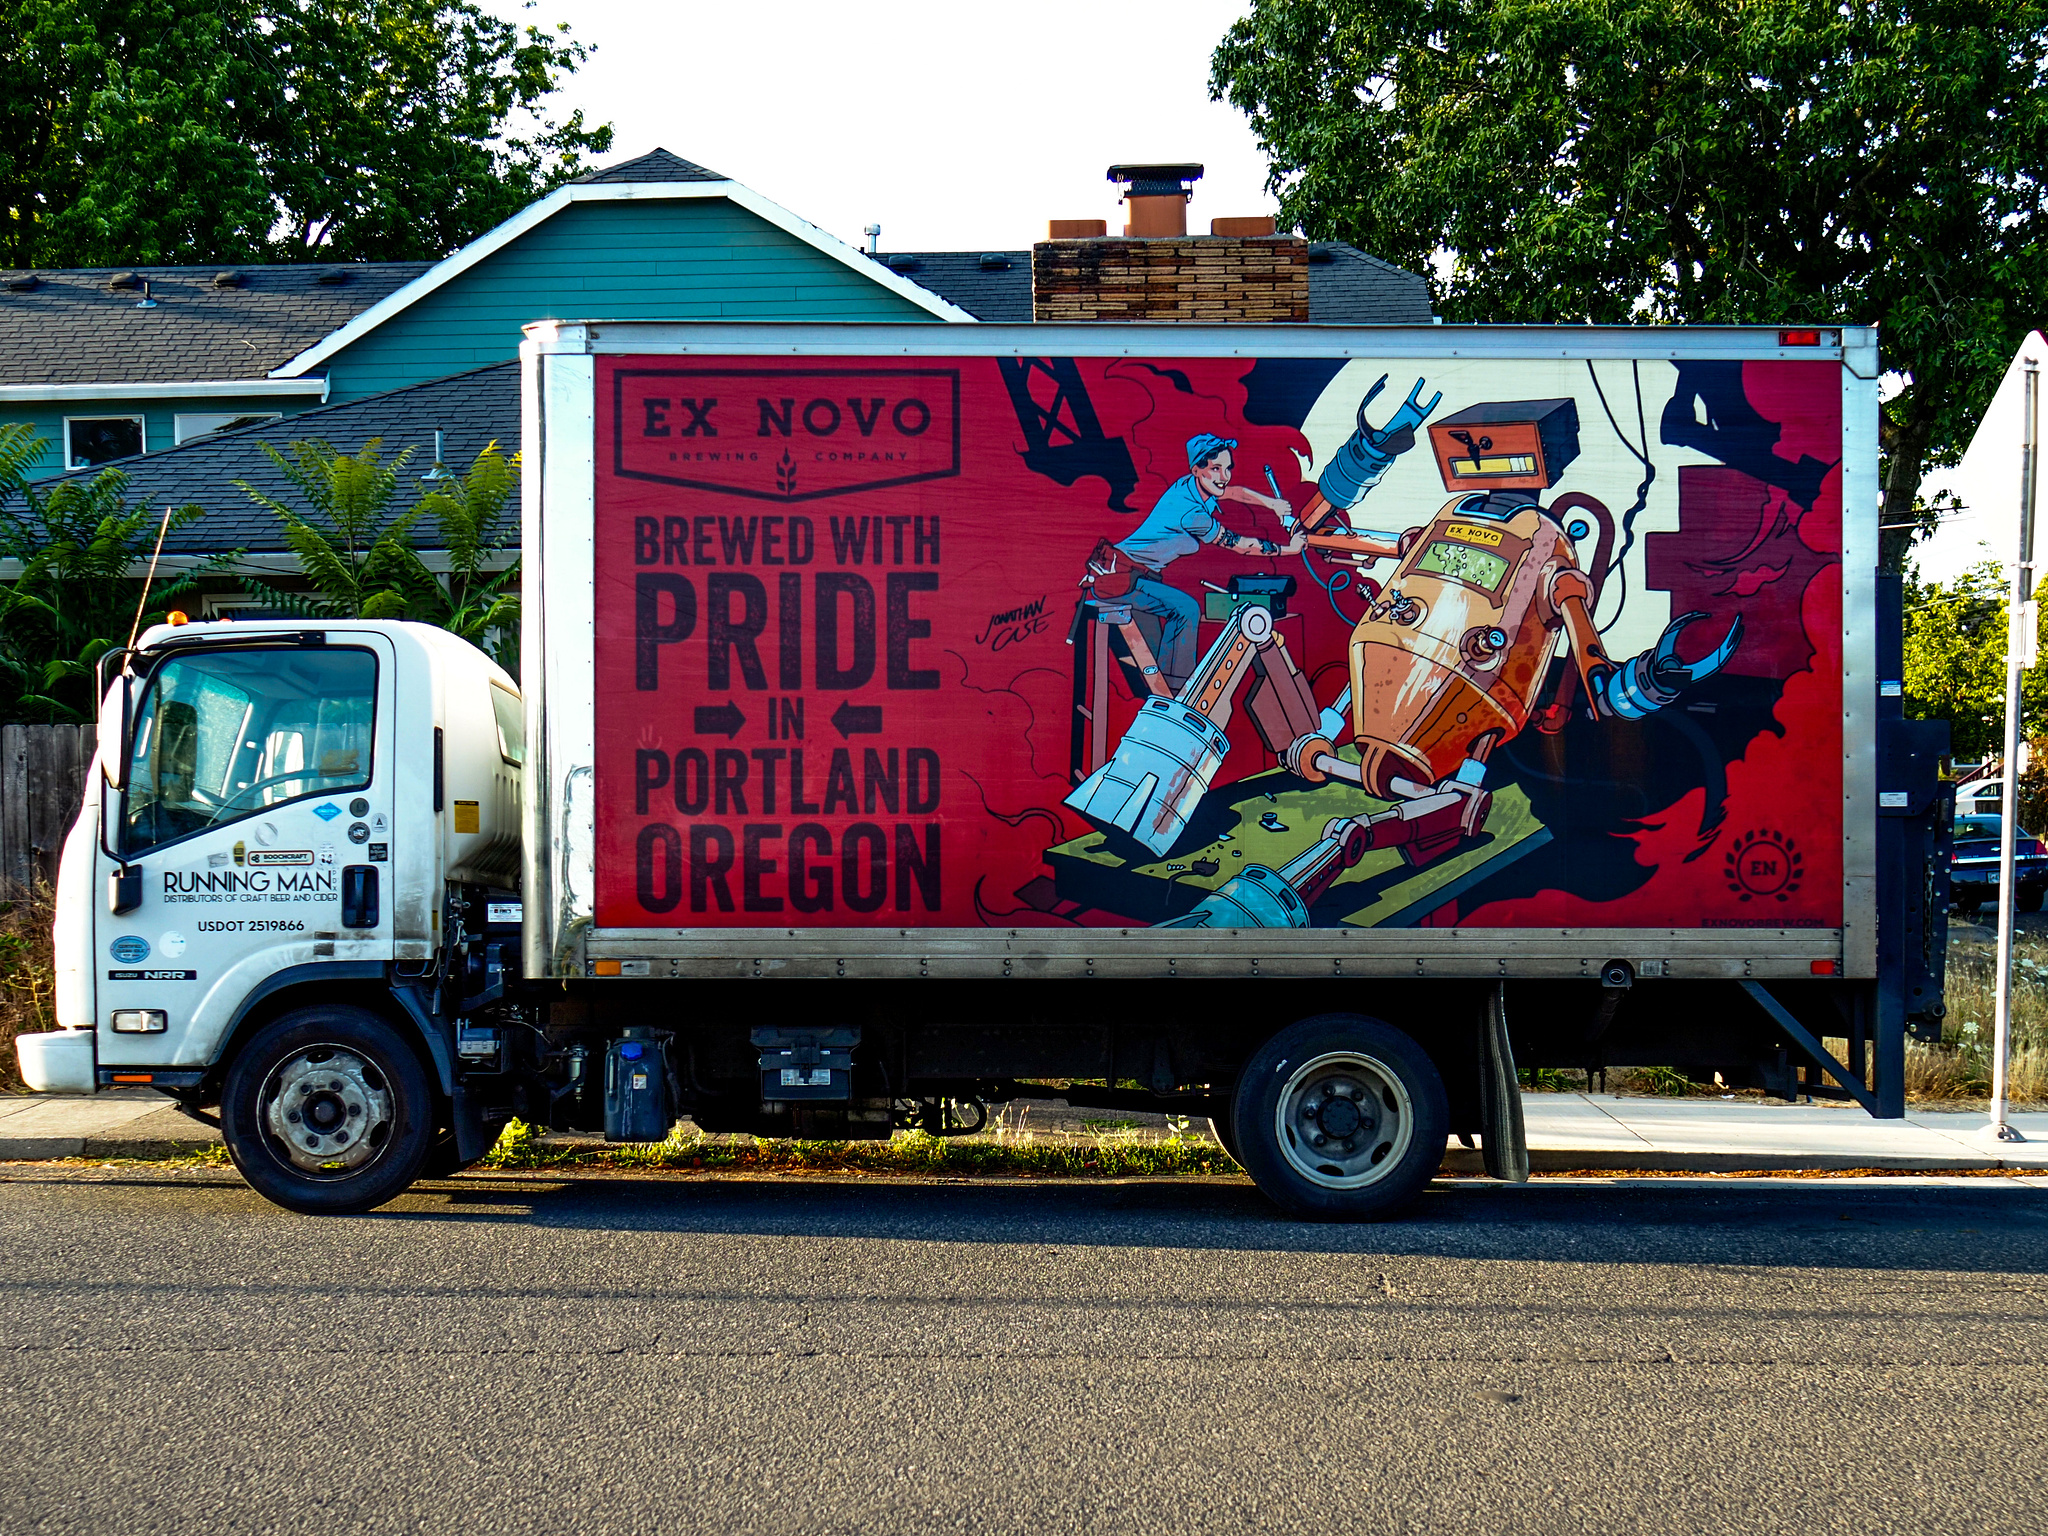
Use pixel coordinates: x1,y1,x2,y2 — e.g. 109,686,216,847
18,618,524,1210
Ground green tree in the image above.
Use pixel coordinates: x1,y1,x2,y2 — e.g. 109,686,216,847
0,423,225,722
1211,0,2048,566
0,0,613,267
1904,562,2013,759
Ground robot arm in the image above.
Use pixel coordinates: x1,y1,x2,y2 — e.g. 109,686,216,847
1548,567,1743,720
1294,375,1442,539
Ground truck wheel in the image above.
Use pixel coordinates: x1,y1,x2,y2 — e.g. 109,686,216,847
220,1006,435,1215
1231,1013,1448,1220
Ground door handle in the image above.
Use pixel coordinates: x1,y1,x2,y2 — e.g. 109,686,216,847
341,865,380,930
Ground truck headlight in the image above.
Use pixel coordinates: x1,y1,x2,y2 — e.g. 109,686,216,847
109,1009,168,1034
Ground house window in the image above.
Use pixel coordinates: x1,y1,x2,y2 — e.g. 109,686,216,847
65,416,144,469
174,411,282,444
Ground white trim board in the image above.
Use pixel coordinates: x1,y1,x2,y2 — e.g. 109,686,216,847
268,180,974,380
0,378,329,403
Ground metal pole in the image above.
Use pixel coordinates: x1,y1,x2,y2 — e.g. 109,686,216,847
1992,357,2039,1144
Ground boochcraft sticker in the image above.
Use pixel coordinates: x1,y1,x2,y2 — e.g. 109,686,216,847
591,354,1844,933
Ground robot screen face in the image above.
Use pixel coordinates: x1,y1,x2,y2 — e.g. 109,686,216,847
1415,539,1511,593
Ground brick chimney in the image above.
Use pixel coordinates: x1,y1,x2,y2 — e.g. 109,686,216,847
1034,163,1308,323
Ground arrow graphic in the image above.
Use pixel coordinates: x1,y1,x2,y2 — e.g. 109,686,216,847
694,701,746,739
831,700,883,738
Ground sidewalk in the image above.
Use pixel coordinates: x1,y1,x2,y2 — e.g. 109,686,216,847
5,1087,2048,1173
0,1089,217,1159
1447,1093,2048,1174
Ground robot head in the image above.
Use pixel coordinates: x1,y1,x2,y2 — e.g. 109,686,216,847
1427,399,1581,494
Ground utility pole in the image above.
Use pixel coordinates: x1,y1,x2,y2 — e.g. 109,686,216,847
1991,354,2040,1144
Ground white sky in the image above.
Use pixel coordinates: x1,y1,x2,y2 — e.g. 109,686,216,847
493,0,1279,253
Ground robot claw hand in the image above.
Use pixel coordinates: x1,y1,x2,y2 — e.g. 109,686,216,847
1315,374,1444,510
1594,610,1744,720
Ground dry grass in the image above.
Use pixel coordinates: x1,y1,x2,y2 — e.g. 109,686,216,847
0,879,55,1095
478,1120,1244,1178
1911,934,2048,1104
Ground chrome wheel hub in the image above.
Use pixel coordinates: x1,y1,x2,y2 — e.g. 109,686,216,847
261,1047,392,1173
1274,1050,1414,1189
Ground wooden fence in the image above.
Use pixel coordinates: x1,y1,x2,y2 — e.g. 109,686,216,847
1,724,96,892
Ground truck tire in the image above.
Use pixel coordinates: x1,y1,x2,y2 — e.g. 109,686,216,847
1231,1013,1448,1220
220,1006,436,1215
2022,884,2045,914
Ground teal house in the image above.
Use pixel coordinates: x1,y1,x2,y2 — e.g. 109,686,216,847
268,149,964,405
0,149,965,478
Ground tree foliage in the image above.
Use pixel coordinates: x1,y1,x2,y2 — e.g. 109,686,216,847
237,436,520,666
1211,0,2048,565
1903,562,2018,760
0,0,612,267
0,424,228,722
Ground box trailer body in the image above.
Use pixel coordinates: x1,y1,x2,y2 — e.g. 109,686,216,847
18,321,1952,1217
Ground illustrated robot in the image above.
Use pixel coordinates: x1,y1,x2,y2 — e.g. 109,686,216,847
1067,374,1743,923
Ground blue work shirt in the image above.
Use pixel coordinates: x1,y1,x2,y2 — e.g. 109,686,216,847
1115,475,1225,572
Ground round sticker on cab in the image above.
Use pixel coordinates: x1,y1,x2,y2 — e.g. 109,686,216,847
159,931,187,959
109,935,149,963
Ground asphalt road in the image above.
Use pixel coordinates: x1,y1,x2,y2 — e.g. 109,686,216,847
3,1169,2046,1535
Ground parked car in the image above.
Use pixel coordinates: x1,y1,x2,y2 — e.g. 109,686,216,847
1951,813,2048,915
1955,778,2006,819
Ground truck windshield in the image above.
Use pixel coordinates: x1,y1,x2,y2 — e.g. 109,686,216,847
124,646,376,854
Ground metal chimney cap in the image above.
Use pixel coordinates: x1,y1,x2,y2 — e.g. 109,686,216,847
1107,163,1204,197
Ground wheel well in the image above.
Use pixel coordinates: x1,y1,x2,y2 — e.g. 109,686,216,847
205,981,442,1109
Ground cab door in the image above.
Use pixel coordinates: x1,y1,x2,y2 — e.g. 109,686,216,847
96,634,395,1069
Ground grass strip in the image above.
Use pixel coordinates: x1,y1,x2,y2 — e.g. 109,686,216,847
479,1120,1245,1178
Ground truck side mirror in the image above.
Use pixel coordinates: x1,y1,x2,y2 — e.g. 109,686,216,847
96,672,131,791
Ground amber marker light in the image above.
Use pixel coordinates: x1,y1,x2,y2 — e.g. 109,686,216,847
166,610,189,625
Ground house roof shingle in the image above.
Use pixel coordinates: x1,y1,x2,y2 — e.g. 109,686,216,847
46,363,518,555
874,241,1433,324
0,263,432,387
870,252,1034,323
572,148,726,185
1305,243,1435,324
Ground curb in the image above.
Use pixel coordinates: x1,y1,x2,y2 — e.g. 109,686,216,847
1438,1147,2043,1175
0,1134,222,1161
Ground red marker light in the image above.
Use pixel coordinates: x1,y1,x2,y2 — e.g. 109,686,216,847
1779,329,1824,346
1810,960,1841,976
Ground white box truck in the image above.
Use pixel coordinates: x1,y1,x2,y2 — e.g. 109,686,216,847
16,321,1951,1217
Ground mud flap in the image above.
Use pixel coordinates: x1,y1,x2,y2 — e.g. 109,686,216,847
1477,983,1530,1183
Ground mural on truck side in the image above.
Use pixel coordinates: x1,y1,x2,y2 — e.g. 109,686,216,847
591,353,1844,932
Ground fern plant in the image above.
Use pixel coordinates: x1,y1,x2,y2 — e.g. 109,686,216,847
239,435,522,670
0,424,228,722
235,439,424,619
400,442,522,671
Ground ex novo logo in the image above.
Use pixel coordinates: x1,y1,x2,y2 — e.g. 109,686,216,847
1724,827,1803,902
612,367,960,502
